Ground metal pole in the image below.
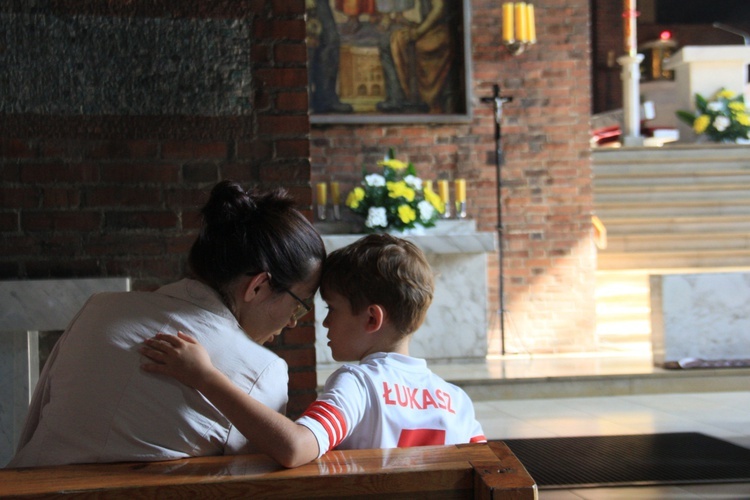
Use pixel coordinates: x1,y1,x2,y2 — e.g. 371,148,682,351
481,84,512,355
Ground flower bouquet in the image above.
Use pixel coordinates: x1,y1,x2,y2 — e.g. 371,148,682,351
676,88,750,143
345,150,445,233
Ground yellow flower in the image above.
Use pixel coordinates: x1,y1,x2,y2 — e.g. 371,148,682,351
387,181,415,202
729,101,745,112
423,186,445,213
379,159,408,171
737,113,750,127
693,114,710,134
717,89,736,99
346,187,365,209
397,204,416,224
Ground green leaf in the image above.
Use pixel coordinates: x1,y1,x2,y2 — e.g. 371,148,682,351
676,110,696,125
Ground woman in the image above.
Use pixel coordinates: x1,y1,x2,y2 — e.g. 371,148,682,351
8,181,325,467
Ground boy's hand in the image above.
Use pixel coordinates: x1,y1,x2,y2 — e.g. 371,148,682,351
140,331,215,391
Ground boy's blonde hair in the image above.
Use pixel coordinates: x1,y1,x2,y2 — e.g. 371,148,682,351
321,234,434,336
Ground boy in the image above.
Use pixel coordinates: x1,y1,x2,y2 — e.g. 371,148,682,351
141,234,486,468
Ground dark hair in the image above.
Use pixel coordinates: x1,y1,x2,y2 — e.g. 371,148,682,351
320,233,434,336
189,180,325,303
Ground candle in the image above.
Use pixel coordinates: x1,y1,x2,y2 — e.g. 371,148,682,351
624,0,637,57
330,182,340,205
424,180,433,192
437,180,450,204
515,2,528,43
502,2,515,42
316,182,327,206
455,179,466,203
526,4,536,43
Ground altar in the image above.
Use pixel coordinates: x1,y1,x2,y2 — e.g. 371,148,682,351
313,220,497,369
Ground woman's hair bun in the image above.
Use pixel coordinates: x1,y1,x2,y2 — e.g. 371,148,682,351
201,180,256,227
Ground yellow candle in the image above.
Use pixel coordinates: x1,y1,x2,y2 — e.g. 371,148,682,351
423,180,433,192
455,179,466,203
515,2,527,43
330,182,340,205
316,182,327,205
437,180,450,204
526,4,536,43
502,2,515,42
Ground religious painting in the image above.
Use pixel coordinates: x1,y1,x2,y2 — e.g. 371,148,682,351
306,0,473,124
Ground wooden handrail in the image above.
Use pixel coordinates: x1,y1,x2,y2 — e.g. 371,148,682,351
0,441,536,499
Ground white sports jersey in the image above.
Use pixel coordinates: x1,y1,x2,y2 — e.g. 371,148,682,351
297,352,486,457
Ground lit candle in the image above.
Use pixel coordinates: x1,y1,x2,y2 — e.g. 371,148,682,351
316,182,327,206
526,4,536,43
437,180,450,204
455,179,466,203
515,2,528,43
330,182,340,205
502,2,515,43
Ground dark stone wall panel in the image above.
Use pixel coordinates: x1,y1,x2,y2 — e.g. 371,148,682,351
2,13,253,116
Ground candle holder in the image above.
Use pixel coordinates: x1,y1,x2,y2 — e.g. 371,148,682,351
455,201,467,219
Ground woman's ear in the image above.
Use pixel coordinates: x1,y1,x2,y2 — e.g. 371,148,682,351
243,272,272,303
364,304,385,333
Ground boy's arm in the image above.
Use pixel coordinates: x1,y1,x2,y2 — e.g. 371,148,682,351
140,332,319,468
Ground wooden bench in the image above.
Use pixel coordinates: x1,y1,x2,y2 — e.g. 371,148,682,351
0,442,537,499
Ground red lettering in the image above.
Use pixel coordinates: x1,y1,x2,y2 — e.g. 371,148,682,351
382,382,396,406
422,389,438,409
435,389,447,410
407,387,423,410
395,384,409,407
444,392,455,414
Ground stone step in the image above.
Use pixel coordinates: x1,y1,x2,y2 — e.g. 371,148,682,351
454,366,750,401
598,249,750,270
601,217,750,235
603,232,750,253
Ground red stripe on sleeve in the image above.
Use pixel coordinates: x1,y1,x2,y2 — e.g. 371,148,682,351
301,400,348,450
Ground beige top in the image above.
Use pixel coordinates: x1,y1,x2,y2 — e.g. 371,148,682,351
9,279,288,467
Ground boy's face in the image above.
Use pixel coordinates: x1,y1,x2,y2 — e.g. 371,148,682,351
321,290,373,362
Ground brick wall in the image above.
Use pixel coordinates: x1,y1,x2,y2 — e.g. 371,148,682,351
311,0,597,354
0,0,317,417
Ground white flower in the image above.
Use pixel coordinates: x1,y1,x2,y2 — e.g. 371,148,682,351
364,174,386,187
417,200,435,222
707,101,723,112
365,206,388,228
404,174,422,190
714,115,731,132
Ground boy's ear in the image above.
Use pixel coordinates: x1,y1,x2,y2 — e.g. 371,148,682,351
243,272,271,303
364,304,385,333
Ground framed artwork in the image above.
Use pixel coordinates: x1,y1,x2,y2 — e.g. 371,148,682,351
306,0,473,124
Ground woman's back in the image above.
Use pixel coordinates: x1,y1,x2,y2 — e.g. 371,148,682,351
9,279,288,467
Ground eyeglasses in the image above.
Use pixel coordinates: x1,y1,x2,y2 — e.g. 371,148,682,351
284,288,313,321
249,271,313,321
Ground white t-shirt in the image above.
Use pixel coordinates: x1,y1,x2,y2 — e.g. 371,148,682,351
297,352,486,457
9,279,288,467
